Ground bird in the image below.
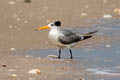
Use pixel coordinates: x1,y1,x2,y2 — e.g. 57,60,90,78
35,21,98,59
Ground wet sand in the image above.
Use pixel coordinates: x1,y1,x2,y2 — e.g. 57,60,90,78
0,0,120,80
0,0,120,49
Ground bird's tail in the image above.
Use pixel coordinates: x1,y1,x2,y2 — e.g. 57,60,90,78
85,30,98,35
80,30,98,40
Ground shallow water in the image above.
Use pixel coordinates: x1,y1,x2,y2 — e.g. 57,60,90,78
15,18,120,80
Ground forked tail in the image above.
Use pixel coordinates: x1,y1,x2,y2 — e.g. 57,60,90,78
81,30,98,40
85,30,98,35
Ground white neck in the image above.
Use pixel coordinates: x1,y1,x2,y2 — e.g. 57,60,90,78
50,26,61,31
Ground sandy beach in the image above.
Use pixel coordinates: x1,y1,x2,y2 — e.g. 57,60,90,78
0,0,120,80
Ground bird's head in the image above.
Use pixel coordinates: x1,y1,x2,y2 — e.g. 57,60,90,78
35,21,61,31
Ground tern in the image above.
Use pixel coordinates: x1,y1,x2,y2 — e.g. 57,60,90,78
35,21,97,59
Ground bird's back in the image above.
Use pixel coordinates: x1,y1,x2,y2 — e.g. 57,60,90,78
58,29,82,44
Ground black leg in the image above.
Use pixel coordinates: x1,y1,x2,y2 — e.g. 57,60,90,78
58,49,61,59
69,49,73,59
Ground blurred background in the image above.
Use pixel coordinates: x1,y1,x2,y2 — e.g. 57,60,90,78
0,0,120,49
1,0,120,80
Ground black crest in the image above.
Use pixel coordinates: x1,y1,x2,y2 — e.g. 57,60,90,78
54,21,61,26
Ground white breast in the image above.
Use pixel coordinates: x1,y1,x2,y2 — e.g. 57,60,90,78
48,29,64,47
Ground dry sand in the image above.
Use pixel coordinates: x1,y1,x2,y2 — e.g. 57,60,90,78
0,0,120,80
0,0,120,49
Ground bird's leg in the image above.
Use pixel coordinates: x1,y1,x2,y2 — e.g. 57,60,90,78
58,48,61,59
69,49,73,59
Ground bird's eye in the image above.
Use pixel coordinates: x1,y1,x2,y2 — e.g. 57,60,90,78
51,24,54,26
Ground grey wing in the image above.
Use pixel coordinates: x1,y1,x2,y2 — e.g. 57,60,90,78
58,34,82,44
59,29,95,44
60,29,75,36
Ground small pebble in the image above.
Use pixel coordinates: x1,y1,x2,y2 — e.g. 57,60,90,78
16,18,21,22
113,8,120,15
47,55,57,58
8,1,16,5
85,5,89,8
45,41,48,44
81,13,87,17
61,67,70,70
103,14,112,18
9,25,13,29
13,14,18,18
105,45,111,47
10,74,18,78
2,64,7,67
103,0,107,3
24,0,31,3
26,55,32,58
28,69,41,74
38,57,41,59
10,48,16,51
66,61,70,63
29,78,35,80
74,78,85,80
9,69,15,72
24,20,28,24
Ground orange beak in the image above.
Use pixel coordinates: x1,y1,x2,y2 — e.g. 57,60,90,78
35,26,49,31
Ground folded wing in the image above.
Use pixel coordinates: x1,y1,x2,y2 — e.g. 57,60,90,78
58,30,97,45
